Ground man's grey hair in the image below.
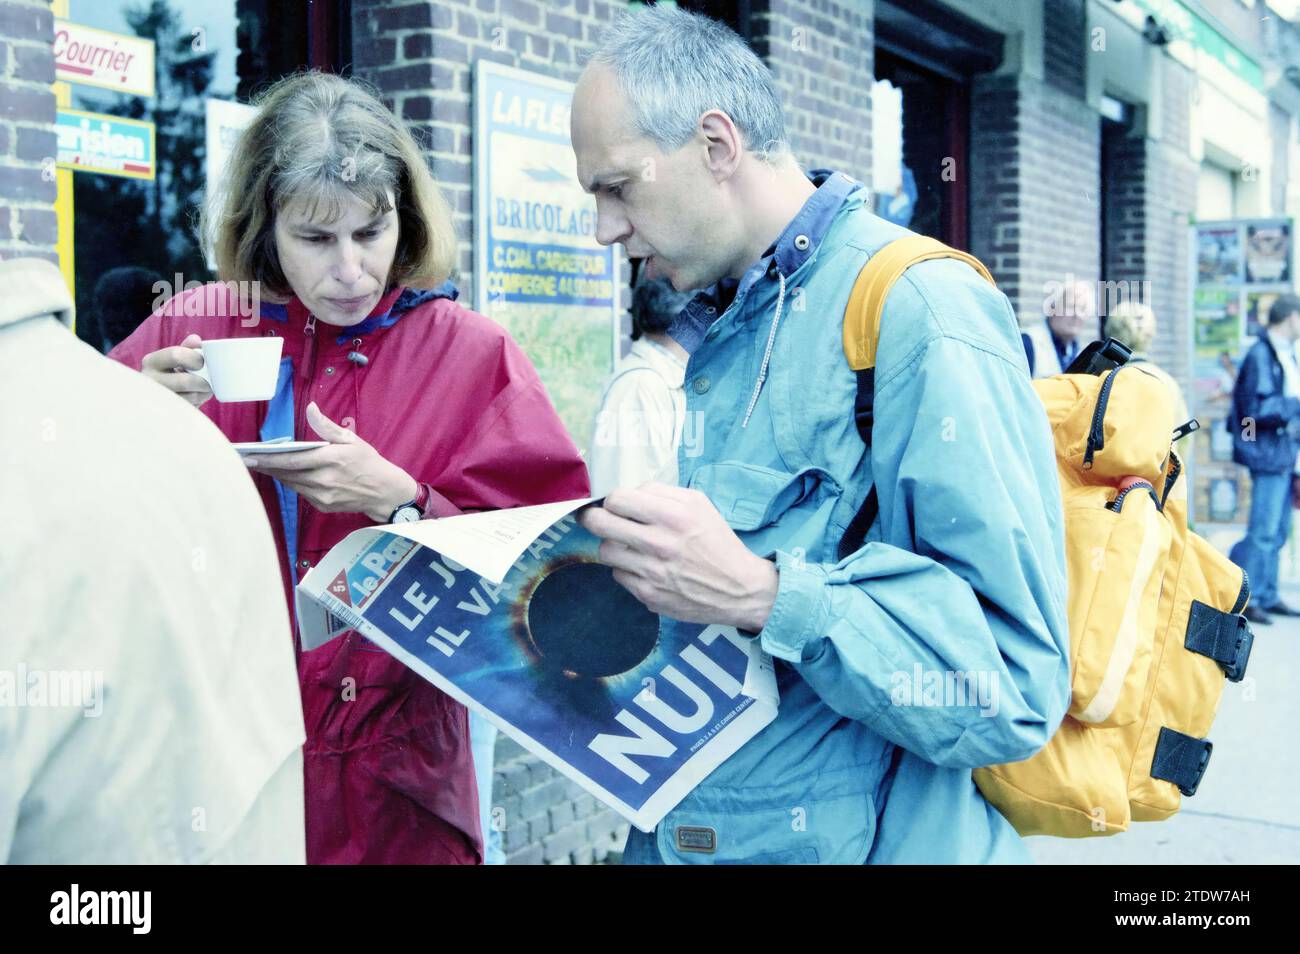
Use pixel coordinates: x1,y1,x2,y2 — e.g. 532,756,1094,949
586,5,789,161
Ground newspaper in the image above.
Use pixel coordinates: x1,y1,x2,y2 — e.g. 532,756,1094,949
295,498,779,833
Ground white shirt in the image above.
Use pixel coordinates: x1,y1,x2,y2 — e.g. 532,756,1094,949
587,338,687,496
1269,328,1299,398
0,258,306,863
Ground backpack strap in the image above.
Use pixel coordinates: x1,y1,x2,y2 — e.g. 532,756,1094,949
837,236,996,560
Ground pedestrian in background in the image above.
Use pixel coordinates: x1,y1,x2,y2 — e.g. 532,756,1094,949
1104,300,1189,425
91,265,164,353
587,276,692,496
1228,293,1300,625
1022,278,1096,377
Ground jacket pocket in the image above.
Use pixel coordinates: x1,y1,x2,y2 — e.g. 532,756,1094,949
687,461,842,533
652,767,875,865
1062,482,1171,728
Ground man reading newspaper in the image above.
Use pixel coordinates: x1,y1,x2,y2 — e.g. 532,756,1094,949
570,6,1070,863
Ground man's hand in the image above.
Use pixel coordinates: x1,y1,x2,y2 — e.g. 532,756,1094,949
578,482,779,632
244,402,417,523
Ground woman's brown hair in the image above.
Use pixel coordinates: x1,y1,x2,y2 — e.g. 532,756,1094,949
201,71,457,299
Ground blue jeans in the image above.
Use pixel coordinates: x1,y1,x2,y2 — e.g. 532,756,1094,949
1230,470,1294,610
468,710,504,865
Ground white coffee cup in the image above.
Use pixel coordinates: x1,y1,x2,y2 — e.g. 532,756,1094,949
191,337,283,402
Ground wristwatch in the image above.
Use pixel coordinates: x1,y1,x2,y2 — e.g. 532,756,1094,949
388,482,432,524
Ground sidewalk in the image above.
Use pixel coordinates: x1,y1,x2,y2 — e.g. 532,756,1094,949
1027,578,1300,864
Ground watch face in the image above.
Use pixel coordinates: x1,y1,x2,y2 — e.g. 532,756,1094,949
393,506,421,523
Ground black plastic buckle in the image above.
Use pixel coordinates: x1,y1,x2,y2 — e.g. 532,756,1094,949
1225,615,1253,683
1151,727,1213,797
1183,741,1213,797
1185,601,1254,683
1064,337,1133,376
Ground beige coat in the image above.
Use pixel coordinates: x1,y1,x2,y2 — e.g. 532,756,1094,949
0,258,306,862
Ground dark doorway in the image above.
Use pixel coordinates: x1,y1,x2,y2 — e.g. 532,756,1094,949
872,51,970,249
872,0,1003,251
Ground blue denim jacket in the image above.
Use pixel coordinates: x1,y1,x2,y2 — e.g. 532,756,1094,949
1230,333,1300,474
621,171,1070,864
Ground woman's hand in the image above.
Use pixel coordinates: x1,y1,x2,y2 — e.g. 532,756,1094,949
245,402,418,523
140,333,213,408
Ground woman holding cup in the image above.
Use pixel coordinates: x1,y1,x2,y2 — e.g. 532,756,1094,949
109,72,590,864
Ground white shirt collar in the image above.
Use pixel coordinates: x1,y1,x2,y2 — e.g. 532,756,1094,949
629,337,687,388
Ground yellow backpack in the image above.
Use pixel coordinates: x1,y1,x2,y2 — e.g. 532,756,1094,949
841,236,1255,836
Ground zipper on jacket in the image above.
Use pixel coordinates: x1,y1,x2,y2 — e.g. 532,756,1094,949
1084,366,1124,469
1107,480,1156,513
299,315,318,441
294,314,320,578
296,315,320,449
1158,452,1182,511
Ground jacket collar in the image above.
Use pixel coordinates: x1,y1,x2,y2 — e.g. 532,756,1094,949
671,169,862,354
264,281,459,343
768,168,863,277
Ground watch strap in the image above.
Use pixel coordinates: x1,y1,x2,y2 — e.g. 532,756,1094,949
413,481,433,517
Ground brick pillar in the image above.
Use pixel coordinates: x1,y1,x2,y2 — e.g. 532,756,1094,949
1136,59,1201,513
969,74,1024,308
0,0,58,262
1143,59,1197,387
747,0,873,182
969,0,1101,329
1099,59,1197,381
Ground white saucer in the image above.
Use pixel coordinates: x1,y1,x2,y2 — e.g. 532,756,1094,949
232,440,329,455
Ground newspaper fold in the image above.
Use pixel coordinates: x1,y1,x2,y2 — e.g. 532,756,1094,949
295,498,779,833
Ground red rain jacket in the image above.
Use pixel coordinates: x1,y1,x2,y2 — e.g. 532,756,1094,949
110,283,590,864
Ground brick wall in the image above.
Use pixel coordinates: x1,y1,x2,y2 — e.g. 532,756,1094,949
1099,60,1197,391
491,733,627,864
0,0,57,262
1043,0,1086,99
746,0,873,181
1101,120,1146,314
1141,65,1198,388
